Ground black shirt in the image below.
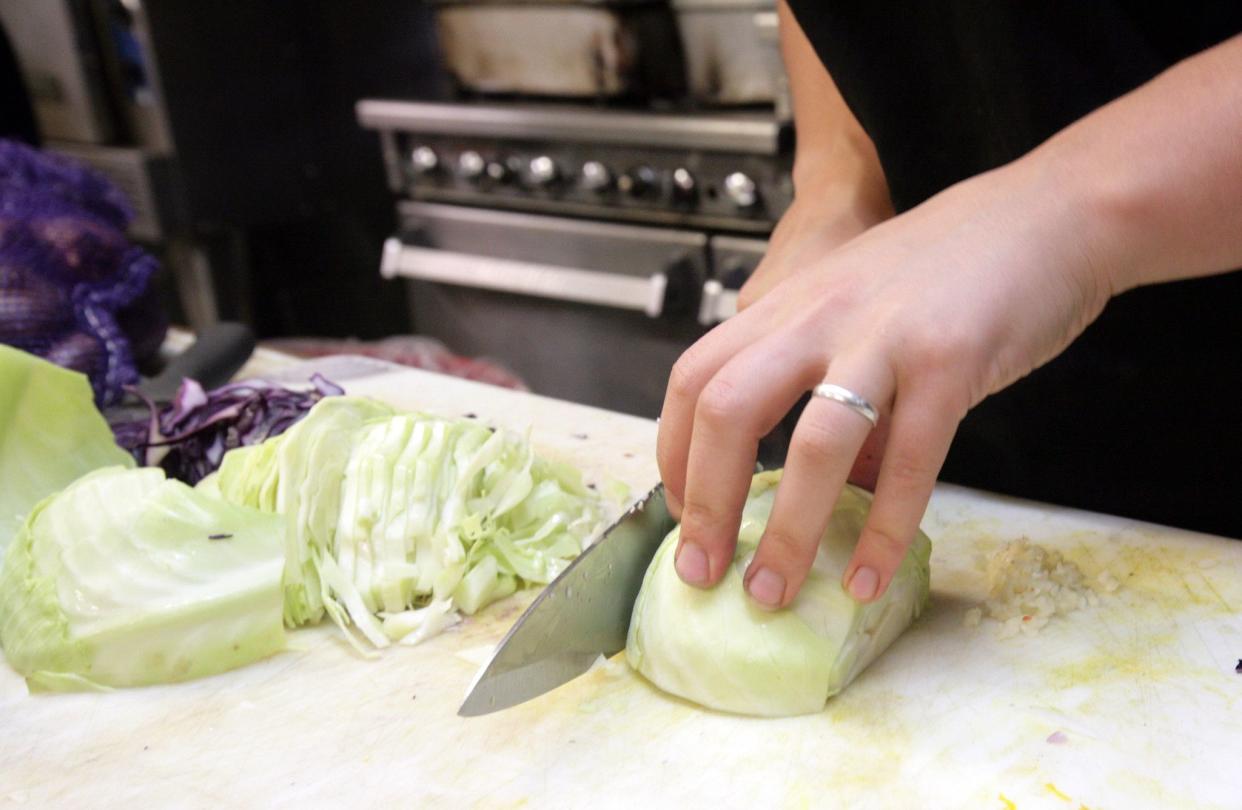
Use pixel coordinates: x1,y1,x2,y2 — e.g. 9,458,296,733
785,2,1242,536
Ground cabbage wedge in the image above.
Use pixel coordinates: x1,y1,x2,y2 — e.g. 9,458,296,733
626,471,931,717
0,467,285,691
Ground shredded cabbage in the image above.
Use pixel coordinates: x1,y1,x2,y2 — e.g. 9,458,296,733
0,345,134,562
212,396,604,649
0,467,285,690
111,374,343,483
626,471,931,717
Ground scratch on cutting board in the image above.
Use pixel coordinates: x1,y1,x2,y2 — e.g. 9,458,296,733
1110,541,1240,613
1137,545,1231,669
1195,571,1233,613
1105,770,1218,810
484,799,528,809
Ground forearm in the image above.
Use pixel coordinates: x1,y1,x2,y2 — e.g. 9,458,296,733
1023,33,1242,294
778,0,892,230
736,3,894,308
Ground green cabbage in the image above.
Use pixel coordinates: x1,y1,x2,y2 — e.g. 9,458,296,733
0,345,133,561
214,396,397,627
0,349,605,690
212,397,604,650
626,471,931,717
0,467,285,691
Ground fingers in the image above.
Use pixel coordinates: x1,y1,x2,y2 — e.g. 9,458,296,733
736,260,790,311
673,332,826,588
657,318,761,515
744,357,893,608
842,388,960,603
846,415,890,490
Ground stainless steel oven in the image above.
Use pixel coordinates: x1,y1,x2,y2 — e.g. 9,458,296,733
384,201,708,413
358,100,791,416
357,0,791,417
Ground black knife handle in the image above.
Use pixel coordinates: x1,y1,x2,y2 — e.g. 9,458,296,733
141,322,256,402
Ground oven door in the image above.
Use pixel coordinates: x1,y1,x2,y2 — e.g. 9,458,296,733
384,201,710,416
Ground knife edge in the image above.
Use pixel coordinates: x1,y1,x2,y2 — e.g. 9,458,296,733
458,485,672,716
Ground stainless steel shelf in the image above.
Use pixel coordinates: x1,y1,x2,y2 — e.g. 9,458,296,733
356,100,785,155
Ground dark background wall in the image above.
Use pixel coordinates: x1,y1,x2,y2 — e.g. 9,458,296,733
143,0,449,338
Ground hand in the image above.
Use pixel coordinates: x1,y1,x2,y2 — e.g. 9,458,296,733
736,180,893,312
734,182,896,491
657,161,1111,607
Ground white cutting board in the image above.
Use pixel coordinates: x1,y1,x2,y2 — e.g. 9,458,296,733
2,361,1240,810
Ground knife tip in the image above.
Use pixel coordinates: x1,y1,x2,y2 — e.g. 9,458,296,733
456,694,495,718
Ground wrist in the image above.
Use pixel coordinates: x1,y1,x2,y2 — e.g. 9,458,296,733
988,149,1122,312
1017,133,1157,298
790,160,893,234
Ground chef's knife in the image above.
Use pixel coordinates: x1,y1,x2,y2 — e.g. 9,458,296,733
142,322,256,401
458,484,675,716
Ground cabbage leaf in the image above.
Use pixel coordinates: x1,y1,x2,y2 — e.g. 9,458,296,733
0,345,133,561
626,471,931,717
0,467,285,691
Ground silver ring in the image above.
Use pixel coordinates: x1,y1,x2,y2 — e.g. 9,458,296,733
812,383,879,427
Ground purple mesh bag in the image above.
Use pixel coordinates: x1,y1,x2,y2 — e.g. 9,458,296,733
0,138,166,405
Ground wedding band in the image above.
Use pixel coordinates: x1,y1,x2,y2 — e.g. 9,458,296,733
812,383,879,427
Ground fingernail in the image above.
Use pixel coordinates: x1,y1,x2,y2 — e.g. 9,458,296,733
675,543,709,585
746,567,785,608
847,566,879,602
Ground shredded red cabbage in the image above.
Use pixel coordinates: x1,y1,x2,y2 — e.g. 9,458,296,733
111,374,343,485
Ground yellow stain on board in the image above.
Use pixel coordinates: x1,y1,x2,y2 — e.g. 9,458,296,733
1045,782,1071,801
1045,642,1183,690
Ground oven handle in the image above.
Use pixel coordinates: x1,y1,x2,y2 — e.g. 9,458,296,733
381,238,672,318
698,279,739,326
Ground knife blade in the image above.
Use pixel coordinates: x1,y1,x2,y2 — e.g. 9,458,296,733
458,484,675,716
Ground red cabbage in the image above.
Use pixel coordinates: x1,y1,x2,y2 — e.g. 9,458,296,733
111,375,343,485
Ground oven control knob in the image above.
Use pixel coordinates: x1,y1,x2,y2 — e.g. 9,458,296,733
528,155,561,188
619,165,660,199
458,150,486,182
723,171,759,209
486,157,517,185
580,160,614,193
671,167,698,205
410,145,441,176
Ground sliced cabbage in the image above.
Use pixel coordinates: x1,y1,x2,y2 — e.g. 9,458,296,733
626,471,931,717
0,345,133,561
212,396,604,649
214,396,397,627
0,467,285,691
